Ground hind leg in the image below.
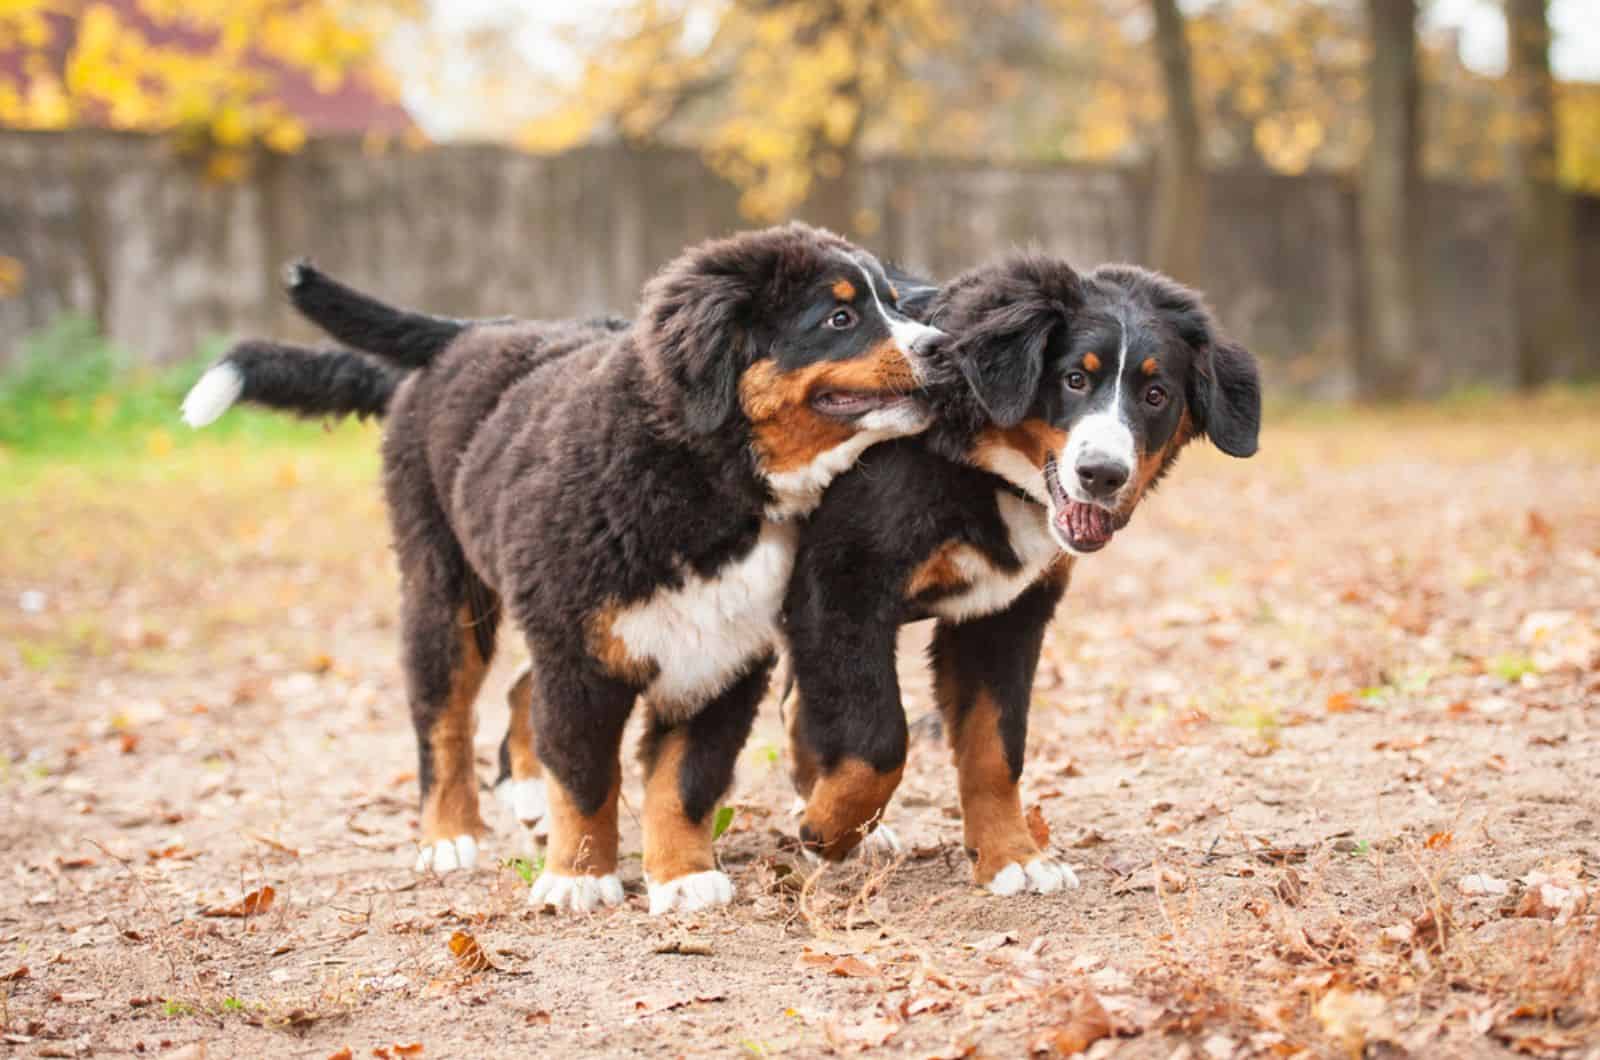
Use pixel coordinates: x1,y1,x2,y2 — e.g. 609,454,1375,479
386,426,500,875
405,576,498,874
525,657,634,913
640,659,772,915
492,664,549,839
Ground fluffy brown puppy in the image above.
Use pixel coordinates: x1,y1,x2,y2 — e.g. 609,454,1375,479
182,223,943,915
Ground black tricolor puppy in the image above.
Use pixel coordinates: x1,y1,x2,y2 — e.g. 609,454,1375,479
181,223,944,915
781,253,1260,894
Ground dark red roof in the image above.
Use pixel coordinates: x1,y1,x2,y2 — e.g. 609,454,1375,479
0,1,412,135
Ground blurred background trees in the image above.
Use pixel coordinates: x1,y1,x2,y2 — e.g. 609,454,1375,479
1,0,1596,396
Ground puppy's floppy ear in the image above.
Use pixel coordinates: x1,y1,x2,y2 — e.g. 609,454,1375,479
638,235,774,434
937,254,1082,428
883,262,940,321
1193,339,1261,458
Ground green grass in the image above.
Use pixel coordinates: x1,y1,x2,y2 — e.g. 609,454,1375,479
0,315,377,482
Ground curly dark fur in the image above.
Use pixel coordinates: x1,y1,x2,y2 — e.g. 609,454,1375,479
221,341,398,420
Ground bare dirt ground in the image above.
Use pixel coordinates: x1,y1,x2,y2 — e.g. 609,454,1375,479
3,397,1599,1059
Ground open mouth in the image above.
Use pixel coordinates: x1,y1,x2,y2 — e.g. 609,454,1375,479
810,390,923,420
1042,455,1128,553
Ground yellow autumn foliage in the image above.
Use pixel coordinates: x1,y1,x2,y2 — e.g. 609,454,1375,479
0,0,411,169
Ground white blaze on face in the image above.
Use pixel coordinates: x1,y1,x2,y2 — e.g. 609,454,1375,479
1058,313,1137,506
852,256,942,382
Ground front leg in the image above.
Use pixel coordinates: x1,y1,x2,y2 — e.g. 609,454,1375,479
640,659,771,914
785,604,907,861
931,563,1078,895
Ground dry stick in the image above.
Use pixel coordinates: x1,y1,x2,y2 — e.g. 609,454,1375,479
84,838,183,986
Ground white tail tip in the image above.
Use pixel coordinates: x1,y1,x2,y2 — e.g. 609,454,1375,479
181,363,243,428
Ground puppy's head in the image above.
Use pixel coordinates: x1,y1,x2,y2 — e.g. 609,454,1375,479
639,223,943,512
941,255,1261,555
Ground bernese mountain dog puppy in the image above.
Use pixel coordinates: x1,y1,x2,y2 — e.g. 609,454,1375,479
781,253,1261,894
180,223,943,915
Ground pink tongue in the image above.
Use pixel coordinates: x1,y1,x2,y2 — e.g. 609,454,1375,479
1055,502,1112,545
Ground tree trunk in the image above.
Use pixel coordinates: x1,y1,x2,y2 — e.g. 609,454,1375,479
1504,0,1583,387
1358,0,1422,399
1148,0,1207,287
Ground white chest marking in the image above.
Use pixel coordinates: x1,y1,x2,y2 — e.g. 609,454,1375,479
930,492,1063,623
611,520,799,717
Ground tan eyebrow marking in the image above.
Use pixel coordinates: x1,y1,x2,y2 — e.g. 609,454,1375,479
888,283,900,302
1141,357,1158,376
832,278,856,301
1083,352,1102,372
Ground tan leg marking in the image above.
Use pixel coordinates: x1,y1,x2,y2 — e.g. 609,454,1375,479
505,666,542,782
935,673,1038,886
800,758,904,861
641,729,715,884
420,607,489,844
544,761,621,878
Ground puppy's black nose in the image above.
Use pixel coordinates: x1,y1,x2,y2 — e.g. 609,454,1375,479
1076,458,1129,499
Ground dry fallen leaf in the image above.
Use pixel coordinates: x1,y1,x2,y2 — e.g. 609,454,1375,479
202,885,275,918
632,991,727,1015
968,931,1019,953
824,1016,899,1050
326,1050,353,1060
1069,829,1108,849
1026,804,1051,848
1425,831,1453,850
1325,691,1357,714
1314,987,1392,1055
829,956,881,978
653,937,714,956
392,1045,423,1058
448,931,497,974
1458,874,1509,897
1030,991,1113,1055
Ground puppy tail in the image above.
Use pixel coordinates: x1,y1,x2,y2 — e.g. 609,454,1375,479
181,341,399,428
284,260,468,369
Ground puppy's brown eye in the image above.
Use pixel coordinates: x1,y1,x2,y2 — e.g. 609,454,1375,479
1065,371,1089,392
825,307,858,330
1144,384,1168,408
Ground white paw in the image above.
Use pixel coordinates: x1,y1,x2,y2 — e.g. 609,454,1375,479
414,835,479,874
857,824,902,857
987,855,1080,896
494,777,549,836
529,871,624,913
647,870,734,916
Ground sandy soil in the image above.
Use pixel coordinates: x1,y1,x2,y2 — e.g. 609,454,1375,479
2,400,1598,1059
